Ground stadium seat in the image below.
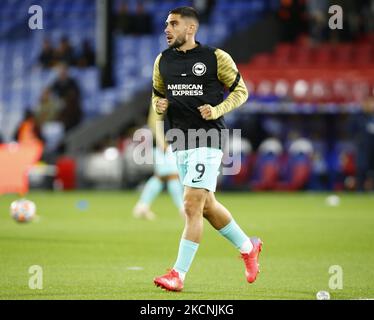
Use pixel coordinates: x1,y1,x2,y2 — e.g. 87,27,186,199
314,44,334,67
250,138,283,191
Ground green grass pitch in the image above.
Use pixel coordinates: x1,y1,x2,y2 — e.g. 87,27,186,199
0,191,373,300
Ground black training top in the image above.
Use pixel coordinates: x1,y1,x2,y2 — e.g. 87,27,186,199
152,43,248,150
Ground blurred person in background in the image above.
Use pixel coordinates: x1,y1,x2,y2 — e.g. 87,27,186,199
38,36,96,69
132,2,152,34
50,64,82,131
133,107,184,220
34,87,65,160
15,109,43,147
53,36,75,66
34,88,61,127
56,84,82,132
329,0,356,42
76,39,96,67
330,0,374,42
116,2,152,35
116,3,134,34
51,64,79,105
38,38,55,68
306,0,371,44
193,0,216,23
306,0,329,44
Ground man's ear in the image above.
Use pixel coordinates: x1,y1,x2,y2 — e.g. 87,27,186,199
188,23,197,35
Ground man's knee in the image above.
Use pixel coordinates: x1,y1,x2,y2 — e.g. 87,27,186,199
183,188,208,218
203,192,216,218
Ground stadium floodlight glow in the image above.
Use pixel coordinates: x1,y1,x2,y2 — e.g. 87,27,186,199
103,147,119,161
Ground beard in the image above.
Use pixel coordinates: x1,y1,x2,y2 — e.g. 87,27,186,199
168,34,187,49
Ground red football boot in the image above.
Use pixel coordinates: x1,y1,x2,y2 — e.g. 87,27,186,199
154,269,184,292
241,237,263,283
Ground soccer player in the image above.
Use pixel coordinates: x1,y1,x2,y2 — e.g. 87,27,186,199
152,7,263,292
133,106,185,220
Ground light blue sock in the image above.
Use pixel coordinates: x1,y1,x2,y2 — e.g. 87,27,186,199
218,219,249,250
139,176,163,206
167,179,184,209
173,238,199,278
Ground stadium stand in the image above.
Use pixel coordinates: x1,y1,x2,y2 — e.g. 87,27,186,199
238,35,374,108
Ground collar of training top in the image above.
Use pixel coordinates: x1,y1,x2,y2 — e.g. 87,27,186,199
173,41,202,54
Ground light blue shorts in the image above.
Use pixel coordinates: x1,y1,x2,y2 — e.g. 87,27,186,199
154,146,179,177
175,147,223,192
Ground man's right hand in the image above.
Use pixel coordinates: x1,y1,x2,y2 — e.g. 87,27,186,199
156,98,169,114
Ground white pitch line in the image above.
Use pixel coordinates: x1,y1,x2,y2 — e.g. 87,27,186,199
126,266,144,271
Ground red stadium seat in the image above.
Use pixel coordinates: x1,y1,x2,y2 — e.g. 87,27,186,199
354,44,374,67
332,78,351,103
276,163,311,191
351,79,371,102
249,53,272,68
251,163,279,191
273,79,291,99
244,80,255,96
273,43,293,67
334,43,354,67
309,79,333,103
274,43,294,57
256,79,273,97
314,44,334,67
291,47,315,68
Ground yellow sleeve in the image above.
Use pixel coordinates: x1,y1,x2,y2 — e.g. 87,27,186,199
211,49,249,119
152,53,166,114
147,104,166,150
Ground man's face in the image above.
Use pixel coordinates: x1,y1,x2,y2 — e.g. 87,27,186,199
164,14,190,49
